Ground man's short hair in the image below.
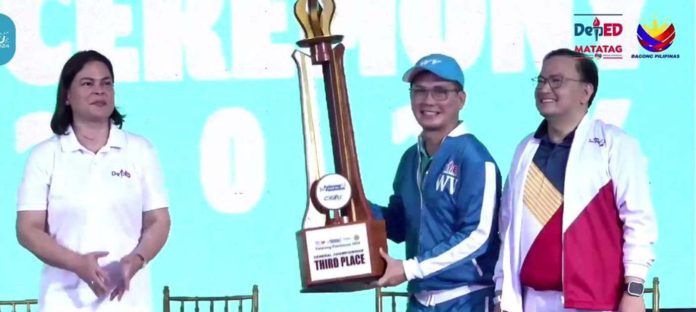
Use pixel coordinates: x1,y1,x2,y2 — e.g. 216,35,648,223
543,48,599,107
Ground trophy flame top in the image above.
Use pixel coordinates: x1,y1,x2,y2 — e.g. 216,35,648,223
294,0,343,47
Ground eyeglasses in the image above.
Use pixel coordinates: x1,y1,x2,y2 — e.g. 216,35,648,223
532,75,586,89
409,87,460,101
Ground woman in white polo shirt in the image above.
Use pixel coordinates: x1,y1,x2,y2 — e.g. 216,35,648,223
16,50,171,312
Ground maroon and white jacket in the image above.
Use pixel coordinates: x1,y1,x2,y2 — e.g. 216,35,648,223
494,116,657,311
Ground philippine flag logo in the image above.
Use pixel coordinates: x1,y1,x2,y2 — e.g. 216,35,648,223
636,19,676,52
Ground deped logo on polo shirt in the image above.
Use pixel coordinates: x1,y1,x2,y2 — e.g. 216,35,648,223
112,169,132,178
435,160,458,195
0,13,16,65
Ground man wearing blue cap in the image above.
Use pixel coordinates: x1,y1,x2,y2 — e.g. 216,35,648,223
371,54,501,311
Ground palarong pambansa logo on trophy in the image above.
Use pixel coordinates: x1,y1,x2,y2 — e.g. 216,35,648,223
292,0,387,292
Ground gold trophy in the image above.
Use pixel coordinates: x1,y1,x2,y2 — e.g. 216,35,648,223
293,0,388,292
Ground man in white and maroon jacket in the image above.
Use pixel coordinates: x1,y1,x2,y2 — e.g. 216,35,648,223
493,48,657,312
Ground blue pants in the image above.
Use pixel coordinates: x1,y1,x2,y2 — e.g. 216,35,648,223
406,288,494,312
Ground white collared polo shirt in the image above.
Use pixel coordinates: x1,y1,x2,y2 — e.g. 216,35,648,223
17,124,168,312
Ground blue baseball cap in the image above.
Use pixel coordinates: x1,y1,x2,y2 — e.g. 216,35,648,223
402,53,465,88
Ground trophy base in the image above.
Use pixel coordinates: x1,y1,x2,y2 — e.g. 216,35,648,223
297,219,387,293
299,276,376,293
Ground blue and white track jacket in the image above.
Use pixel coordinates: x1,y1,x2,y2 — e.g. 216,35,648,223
372,124,501,296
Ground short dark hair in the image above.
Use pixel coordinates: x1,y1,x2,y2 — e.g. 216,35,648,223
50,50,125,135
543,48,599,107
410,71,463,91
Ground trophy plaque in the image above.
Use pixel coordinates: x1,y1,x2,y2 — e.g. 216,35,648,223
292,0,388,293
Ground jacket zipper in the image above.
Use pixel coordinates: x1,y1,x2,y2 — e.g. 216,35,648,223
416,143,425,256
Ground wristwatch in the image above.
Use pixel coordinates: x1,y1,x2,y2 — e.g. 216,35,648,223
493,290,502,305
625,281,644,297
